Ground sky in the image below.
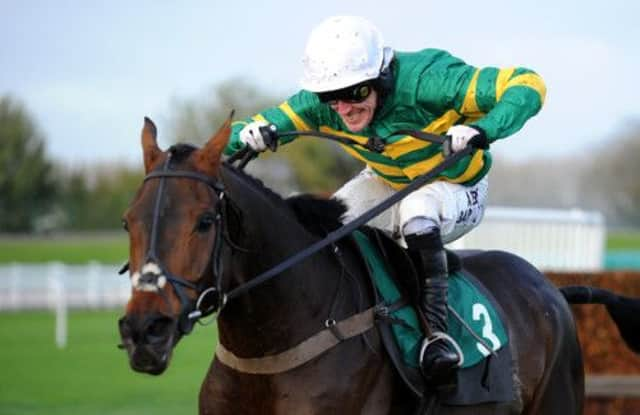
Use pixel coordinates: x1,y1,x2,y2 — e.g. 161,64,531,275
2,0,639,167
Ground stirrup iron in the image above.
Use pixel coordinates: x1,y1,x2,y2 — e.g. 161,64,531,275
419,331,464,368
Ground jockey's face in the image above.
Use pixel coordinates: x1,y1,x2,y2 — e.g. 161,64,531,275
329,90,378,133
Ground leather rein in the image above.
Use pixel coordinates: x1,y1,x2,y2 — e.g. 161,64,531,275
121,129,487,342
219,128,486,306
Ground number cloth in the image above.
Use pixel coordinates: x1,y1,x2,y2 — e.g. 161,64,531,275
352,230,508,368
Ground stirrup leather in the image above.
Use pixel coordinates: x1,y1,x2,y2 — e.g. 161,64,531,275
419,331,464,368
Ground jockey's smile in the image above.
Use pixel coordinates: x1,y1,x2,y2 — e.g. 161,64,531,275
329,90,378,132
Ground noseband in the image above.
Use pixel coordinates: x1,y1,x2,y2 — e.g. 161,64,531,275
134,149,226,335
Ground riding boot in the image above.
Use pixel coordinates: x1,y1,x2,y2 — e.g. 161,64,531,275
405,229,461,388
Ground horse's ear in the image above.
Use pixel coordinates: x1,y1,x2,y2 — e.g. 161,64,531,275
141,117,162,173
196,110,234,175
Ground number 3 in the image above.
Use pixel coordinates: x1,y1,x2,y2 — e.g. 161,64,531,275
472,303,502,356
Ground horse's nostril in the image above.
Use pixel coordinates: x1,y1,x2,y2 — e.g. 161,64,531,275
145,316,175,343
118,316,132,338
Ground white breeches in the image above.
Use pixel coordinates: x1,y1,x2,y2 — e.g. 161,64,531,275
333,168,488,247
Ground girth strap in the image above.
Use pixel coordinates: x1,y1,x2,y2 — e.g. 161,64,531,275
215,306,378,375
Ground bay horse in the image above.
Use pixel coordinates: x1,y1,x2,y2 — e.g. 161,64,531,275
118,116,640,414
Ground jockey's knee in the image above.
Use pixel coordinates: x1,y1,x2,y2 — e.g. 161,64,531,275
402,217,443,251
402,216,439,237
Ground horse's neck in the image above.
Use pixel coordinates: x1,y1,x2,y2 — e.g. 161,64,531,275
218,167,344,355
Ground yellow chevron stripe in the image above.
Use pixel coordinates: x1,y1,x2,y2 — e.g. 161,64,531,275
231,120,248,128
337,143,406,178
320,127,409,180
460,69,484,117
402,153,445,180
426,109,464,135
381,179,408,190
402,149,485,183
384,110,462,159
382,137,428,159
252,114,268,123
445,150,486,184
495,68,516,101
505,73,547,105
319,126,369,146
279,102,311,131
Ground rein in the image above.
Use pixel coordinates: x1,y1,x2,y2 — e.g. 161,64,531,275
221,128,487,308
123,128,487,338
212,127,487,374
228,127,459,169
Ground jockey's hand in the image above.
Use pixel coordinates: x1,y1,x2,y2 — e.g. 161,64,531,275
239,120,269,152
447,125,484,153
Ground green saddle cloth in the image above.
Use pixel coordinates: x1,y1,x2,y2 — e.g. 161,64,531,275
353,231,508,369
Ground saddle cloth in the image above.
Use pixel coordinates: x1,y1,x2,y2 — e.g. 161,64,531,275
352,230,508,368
352,230,514,405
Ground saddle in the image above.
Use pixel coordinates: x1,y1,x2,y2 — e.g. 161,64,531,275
352,227,514,407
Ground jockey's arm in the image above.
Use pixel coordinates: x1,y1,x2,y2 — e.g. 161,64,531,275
224,90,323,155
416,51,546,142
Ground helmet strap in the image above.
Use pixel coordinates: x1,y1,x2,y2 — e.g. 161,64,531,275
372,59,395,117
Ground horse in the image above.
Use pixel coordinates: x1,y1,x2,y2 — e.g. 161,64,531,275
118,116,640,414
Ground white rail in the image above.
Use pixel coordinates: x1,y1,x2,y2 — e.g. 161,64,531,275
0,262,131,349
449,206,605,272
0,262,130,311
1,207,606,312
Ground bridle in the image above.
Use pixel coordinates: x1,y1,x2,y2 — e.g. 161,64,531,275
131,147,227,336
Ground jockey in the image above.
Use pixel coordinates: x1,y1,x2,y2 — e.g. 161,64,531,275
225,15,546,386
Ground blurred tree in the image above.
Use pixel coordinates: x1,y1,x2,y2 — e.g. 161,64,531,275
57,164,143,230
278,138,362,193
59,171,91,228
169,78,360,195
170,77,281,145
487,155,585,209
0,96,58,232
487,121,640,228
580,121,640,226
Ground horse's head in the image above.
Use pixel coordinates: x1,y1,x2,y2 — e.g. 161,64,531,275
118,116,230,375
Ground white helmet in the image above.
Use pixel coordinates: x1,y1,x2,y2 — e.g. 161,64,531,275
300,16,394,92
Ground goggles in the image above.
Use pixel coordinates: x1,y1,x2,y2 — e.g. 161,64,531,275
316,81,374,105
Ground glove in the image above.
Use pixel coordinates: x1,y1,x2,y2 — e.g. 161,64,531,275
447,125,482,153
239,120,269,151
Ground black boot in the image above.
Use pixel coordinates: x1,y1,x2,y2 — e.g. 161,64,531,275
405,230,461,388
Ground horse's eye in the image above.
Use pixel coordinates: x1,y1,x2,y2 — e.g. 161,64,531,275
196,213,216,233
122,219,129,232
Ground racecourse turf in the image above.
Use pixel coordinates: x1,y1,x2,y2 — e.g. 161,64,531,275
1,229,639,265
0,310,217,415
0,235,128,264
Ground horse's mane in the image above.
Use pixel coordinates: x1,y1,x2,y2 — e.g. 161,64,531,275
221,162,290,209
286,194,347,235
221,162,346,237
162,146,346,236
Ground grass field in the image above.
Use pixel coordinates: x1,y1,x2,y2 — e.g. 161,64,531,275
0,310,216,415
0,234,128,264
0,230,639,265
607,231,640,251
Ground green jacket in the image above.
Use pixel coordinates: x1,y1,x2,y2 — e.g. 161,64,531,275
225,48,546,189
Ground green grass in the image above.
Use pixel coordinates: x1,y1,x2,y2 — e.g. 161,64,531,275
607,230,640,251
0,310,217,415
1,229,639,265
0,235,128,264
